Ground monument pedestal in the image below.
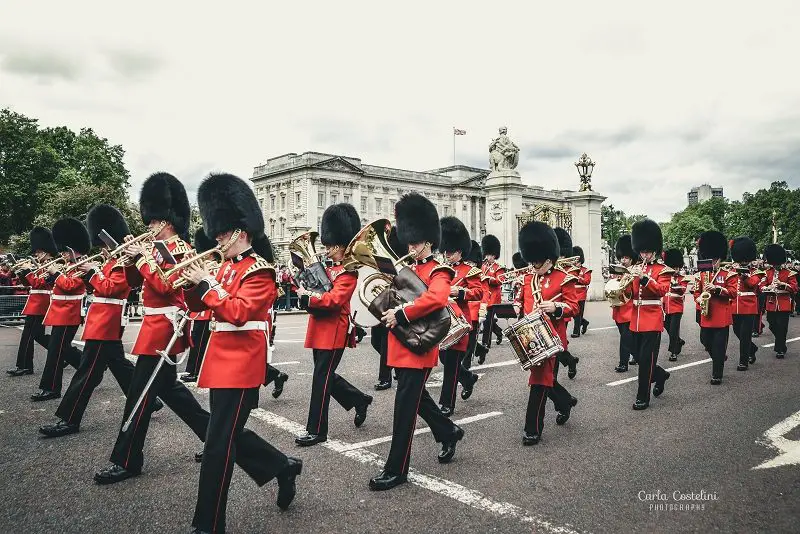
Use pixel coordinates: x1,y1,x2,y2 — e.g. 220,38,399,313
565,190,607,301
484,170,525,268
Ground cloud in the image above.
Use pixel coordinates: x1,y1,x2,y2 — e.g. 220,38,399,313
103,49,162,82
1,49,82,82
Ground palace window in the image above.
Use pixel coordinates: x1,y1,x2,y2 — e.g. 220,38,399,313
344,194,351,204
270,222,275,236
376,198,382,213
331,192,338,204
361,198,367,213
295,191,301,205
318,192,325,208
443,205,449,216
270,196,275,210
280,221,285,237
280,193,286,210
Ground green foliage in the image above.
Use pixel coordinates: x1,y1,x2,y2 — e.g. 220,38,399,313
601,204,648,250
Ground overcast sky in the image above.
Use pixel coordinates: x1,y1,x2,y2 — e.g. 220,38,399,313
2,1,799,222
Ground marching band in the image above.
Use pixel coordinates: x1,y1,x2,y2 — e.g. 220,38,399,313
2,171,799,532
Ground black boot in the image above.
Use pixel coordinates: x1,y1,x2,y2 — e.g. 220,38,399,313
354,395,373,427
39,419,79,438
272,372,289,398
276,458,302,510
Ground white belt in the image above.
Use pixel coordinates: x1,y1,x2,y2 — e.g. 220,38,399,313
210,320,267,332
738,292,756,296
52,294,85,301
91,297,126,306
143,306,180,316
634,299,662,306
575,285,588,288
29,290,51,295
665,293,683,298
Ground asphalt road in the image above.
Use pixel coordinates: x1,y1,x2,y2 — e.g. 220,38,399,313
0,300,798,534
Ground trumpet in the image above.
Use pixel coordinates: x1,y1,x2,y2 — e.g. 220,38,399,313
34,256,66,275
10,256,38,271
110,230,158,258
164,247,226,289
556,255,581,271
64,251,109,274
498,265,535,284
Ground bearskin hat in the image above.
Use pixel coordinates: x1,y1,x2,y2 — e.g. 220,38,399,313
387,226,406,257
467,239,482,265
698,230,728,260
29,227,57,256
731,237,757,264
663,248,684,269
198,173,264,240
481,234,501,258
631,219,663,255
321,203,360,247
553,227,572,258
439,217,472,256
615,235,634,260
139,172,191,235
52,218,91,255
87,204,130,248
251,233,275,263
573,245,585,264
395,192,440,249
519,221,560,264
512,252,527,270
193,228,217,254
764,243,787,266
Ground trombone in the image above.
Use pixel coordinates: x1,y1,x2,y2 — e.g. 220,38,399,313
164,247,226,289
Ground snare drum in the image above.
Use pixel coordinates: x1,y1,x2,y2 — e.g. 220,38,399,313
439,303,472,350
503,309,564,370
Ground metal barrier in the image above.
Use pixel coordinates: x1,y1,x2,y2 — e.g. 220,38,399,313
0,286,28,321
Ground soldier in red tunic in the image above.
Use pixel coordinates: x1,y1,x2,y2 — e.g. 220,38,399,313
730,237,763,370
181,228,217,384
480,234,505,349
514,222,580,444
696,231,738,384
32,218,91,401
39,205,152,437
179,173,301,533
464,239,488,369
662,249,687,362
369,193,464,491
437,216,483,416
95,173,211,485
570,246,591,338
7,227,57,376
630,219,674,410
762,244,798,358
295,203,373,446
612,235,637,372
553,228,580,380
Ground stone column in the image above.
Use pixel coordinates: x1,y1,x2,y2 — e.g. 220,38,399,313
565,190,607,301
484,170,525,268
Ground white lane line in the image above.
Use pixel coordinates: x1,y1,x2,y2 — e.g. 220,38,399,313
271,361,300,366
248,409,582,534
471,359,517,371
761,336,800,348
275,336,371,343
426,372,484,389
605,358,712,386
587,326,617,331
754,409,800,469
340,411,504,452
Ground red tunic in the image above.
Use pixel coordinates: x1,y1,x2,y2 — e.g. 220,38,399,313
575,266,592,301
388,257,453,369
185,252,277,388
733,270,764,316
126,236,191,356
20,270,52,316
302,263,357,350
763,267,798,312
449,261,484,351
662,275,688,315
697,268,737,328
466,263,485,322
482,260,505,305
514,268,579,386
629,261,673,333
43,270,86,327
82,259,131,341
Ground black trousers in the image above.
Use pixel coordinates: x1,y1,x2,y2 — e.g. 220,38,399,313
384,368,457,475
524,385,549,436
664,313,684,354
702,326,729,379
39,325,81,393
184,320,211,375
192,388,290,533
767,311,790,353
371,325,392,383
305,348,369,436
732,314,757,365
438,348,472,409
110,356,209,472
632,331,668,403
696,311,712,353
481,309,503,348
616,321,634,366
547,359,572,413
755,295,767,334
56,340,134,425
571,301,589,335
15,314,49,370
463,321,479,370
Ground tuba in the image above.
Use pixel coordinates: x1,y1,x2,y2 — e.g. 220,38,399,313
289,231,331,293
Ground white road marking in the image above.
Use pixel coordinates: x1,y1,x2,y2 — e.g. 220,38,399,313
605,358,712,386
754,409,800,469
471,359,518,371
248,409,582,533
587,326,617,331
426,372,484,389
275,336,371,343
761,336,800,348
340,411,504,451
271,360,301,366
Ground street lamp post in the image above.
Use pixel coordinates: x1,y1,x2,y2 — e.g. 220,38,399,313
575,153,595,192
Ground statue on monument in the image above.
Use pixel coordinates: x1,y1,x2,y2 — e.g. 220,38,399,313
489,126,520,172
